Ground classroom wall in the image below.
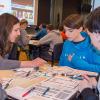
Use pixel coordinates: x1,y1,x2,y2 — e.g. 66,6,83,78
37,0,51,25
37,0,91,26
50,0,63,28
62,0,82,21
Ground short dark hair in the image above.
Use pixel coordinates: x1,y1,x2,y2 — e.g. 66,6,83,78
0,13,19,55
63,14,84,29
42,24,46,28
58,25,64,31
85,7,100,33
46,24,54,31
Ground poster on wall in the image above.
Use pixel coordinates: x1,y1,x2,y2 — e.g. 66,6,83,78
0,0,34,25
11,1,34,25
0,0,11,15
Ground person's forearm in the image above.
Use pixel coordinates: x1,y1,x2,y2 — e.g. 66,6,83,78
0,59,20,70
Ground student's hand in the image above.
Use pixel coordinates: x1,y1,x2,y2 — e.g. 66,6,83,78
82,74,97,88
79,77,92,92
79,74,97,92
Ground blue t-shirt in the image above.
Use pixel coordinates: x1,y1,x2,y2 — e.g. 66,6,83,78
59,32,100,72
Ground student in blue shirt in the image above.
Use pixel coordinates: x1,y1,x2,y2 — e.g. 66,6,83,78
67,13,100,72
59,13,100,72
34,24,47,40
59,14,92,70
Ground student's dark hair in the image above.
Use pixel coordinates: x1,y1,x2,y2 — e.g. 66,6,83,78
46,24,54,31
42,24,46,28
58,25,64,31
63,14,84,29
85,7,100,33
0,13,19,56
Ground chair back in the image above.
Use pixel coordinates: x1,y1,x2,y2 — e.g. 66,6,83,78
51,43,63,66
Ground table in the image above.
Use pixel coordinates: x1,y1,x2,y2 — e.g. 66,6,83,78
0,65,98,100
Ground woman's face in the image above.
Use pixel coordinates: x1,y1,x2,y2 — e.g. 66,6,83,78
64,26,82,41
87,30,100,50
20,23,28,30
9,23,20,43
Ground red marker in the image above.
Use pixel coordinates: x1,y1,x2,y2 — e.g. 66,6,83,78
22,87,35,97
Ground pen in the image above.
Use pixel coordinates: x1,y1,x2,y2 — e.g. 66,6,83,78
22,87,35,97
42,87,50,96
72,74,97,80
25,71,31,77
69,74,83,80
4,79,12,89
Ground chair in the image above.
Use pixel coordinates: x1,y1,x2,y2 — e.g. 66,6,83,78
29,44,40,60
18,45,30,61
51,43,63,66
34,43,63,66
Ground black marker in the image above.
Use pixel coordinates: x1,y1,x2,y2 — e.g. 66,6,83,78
4,79,12,89
25,71,31,77
42,87,50,96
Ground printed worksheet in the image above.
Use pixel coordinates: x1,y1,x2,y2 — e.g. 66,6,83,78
29,76,79,100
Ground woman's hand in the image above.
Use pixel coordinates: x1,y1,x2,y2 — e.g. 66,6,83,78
32,57,47,67
20,57,47,68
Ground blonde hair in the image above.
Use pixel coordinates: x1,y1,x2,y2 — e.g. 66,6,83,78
20,19,28,25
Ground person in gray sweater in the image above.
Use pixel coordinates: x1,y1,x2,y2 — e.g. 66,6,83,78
38,24,63,51
0,13,46,70
18,19,31,48
36,24,63,60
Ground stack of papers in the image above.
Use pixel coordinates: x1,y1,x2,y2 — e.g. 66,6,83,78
6,76,79,100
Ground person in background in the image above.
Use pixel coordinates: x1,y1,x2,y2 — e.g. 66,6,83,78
38,24,63,51
18,19,32,48
34,25,40,33
17,19,33,60
0,13,46,70
34,24,63,60
33,24,47,40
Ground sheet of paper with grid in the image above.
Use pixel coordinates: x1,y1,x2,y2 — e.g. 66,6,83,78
28,76,79,100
